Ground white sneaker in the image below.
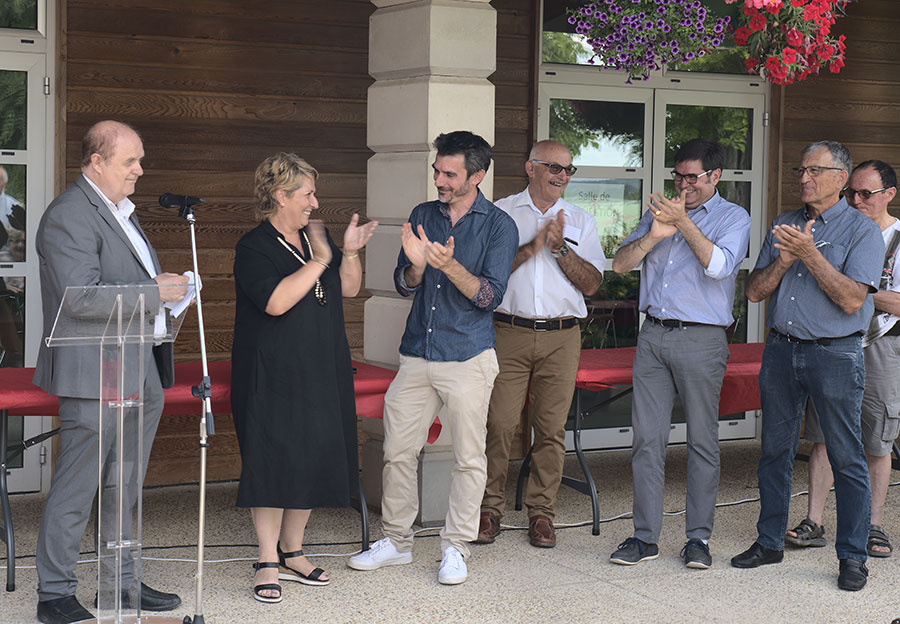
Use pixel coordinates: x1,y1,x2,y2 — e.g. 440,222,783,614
437,546,467,585
347,538,413,571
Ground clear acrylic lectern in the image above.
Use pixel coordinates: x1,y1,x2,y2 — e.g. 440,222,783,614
47,285,187,623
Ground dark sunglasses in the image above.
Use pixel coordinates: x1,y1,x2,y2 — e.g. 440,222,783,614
531,159,577,176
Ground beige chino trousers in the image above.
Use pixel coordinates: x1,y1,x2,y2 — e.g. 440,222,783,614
381,349,499,557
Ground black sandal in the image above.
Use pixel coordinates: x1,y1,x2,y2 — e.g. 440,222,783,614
785,518,826,548
868,524,893,558
277,541,330,586
252,561,283,603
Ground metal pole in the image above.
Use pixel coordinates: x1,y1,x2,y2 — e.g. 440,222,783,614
185,211,212,624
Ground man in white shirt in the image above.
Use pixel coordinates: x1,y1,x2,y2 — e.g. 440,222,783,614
785,160,899,560
0,165,24,251
476,140,605,548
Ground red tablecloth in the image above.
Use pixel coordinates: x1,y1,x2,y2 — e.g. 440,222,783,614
575,342,765,416
0,360,397,420
0,344,762,442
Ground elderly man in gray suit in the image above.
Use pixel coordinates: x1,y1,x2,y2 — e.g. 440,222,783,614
33,120,189,624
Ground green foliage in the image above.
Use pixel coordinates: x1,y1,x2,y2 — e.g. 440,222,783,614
665,106,751,169
550,100,601,160
4,165,26,206
0,0,38,30
0,71,27,151
542,31,588,65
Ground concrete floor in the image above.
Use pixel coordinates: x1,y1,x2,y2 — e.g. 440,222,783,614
2,439,899,623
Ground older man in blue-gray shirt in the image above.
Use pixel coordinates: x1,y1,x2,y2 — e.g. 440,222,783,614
732,140,883,592
610,138,751,569
348,131,517,586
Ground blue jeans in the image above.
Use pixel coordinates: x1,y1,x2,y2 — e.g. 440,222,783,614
756,331,870,562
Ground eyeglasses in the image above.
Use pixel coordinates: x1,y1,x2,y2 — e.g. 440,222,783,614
531,160,577,176
792,166,843,178
671,169,713,185
845,187,892,201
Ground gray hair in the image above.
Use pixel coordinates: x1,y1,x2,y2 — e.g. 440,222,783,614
0,166,7,185
802,140,852,173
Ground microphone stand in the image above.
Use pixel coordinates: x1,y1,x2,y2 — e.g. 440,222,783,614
172,198,214,624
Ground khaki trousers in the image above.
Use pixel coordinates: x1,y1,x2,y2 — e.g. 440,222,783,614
481,322,582,520
381,349,499,557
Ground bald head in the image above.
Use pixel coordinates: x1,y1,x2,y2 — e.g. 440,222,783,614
81,121,142,170
529,140,572,163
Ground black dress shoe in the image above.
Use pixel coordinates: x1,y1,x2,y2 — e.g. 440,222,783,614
37,595,94,624
731,541,784,568
95,582,182,612
838,558,868,591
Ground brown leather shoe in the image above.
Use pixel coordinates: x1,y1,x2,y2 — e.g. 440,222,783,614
474,511,500,544
529,515,556,548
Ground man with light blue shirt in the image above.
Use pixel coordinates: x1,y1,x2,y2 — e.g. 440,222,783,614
732,141,884,592
610,138,751,569
348,131,518,585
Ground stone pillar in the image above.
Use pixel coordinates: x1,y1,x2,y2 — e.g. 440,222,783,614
362,0,496,526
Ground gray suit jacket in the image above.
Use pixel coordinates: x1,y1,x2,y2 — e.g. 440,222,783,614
33,175,174,398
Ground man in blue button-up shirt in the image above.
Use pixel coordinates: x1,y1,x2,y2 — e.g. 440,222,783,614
732,140,883,592
609,138,751,570
348,131,517,585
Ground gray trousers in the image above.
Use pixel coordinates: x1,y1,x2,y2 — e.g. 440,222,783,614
36,365,164,601
631,321,729,544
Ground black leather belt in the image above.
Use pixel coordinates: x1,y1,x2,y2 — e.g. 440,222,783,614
645,314,710,329
493,312,578,332
771,329,862,346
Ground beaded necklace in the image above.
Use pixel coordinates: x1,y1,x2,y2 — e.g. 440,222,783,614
276,232,327,306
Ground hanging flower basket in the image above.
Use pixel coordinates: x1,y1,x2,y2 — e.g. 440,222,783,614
568,0,731,83
727,0,855,85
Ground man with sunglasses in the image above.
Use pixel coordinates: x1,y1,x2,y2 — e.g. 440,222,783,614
784,160,898,561
732,141,884,592
475,140,605,548
609,138,751,569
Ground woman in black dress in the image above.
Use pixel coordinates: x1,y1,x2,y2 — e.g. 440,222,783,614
231,153,377,603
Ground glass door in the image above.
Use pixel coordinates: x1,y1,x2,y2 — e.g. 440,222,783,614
538,84,650,352
538,80,767,450
0,51,48,493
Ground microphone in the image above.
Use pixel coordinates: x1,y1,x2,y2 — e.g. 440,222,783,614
159,193,205,209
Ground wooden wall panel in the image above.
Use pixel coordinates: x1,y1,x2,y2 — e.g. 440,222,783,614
768,0,900,222
62,0,540,484
63,0,375,486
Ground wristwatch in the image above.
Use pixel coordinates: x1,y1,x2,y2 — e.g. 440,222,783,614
551,242,569,258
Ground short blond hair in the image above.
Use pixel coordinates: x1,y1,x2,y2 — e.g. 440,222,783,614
253,153,318,222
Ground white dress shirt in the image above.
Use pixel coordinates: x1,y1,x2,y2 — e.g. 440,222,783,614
494,188,606,319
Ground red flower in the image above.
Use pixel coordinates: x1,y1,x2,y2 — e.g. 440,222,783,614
765,56,782,72
791,0,805,6
782,47,798,64
749,13,767,32
785,28,803,47
765,2,782,15
745,57,759,73
817,43,834,60
734,27,752,45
